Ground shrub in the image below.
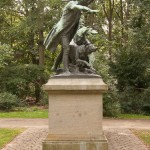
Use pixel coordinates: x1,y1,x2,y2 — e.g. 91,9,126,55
0,64,48,104
0,43,15,69
37,91,48,106
103,91,121,117
117,87,144,114
0,92,18,110
142,87,150,115
94,54,121,117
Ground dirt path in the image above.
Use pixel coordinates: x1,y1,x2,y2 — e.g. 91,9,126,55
0,118,150,129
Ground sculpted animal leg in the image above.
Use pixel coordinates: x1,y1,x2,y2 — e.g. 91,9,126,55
51,49,63,71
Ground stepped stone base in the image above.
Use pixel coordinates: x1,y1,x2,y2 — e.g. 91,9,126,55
43,134,108,150
42,77,108,150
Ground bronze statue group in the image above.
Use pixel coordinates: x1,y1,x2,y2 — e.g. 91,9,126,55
44,0,99,75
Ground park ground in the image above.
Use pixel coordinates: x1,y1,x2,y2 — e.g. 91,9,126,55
0,117,150,150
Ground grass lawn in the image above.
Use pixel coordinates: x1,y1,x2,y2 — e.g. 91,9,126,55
0,128,24,149
0,107,150,119
117,114,150,119
0,107,48,118
131,129,150,148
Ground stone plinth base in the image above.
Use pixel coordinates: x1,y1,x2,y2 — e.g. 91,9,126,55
42,77,108,150
43,134,108,150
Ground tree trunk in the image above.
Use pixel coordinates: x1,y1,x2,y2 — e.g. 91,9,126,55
38,30,45,66
37,1,45,66
28,32,37,64
120,0,124,41
108,0,114,62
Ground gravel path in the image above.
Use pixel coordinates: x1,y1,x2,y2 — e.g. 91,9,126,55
1,128,149,150
2,128,48,150
105,128,149,150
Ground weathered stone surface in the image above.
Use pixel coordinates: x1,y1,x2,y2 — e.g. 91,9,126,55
43,78,108,150
43,134,108,150
43,78,108,92
43,78,107,135
48,93,103,135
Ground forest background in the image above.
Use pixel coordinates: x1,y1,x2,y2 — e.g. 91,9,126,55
0,0,150,116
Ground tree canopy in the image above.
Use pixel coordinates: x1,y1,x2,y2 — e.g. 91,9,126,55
0,0,150,114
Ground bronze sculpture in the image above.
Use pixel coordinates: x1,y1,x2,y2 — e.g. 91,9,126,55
51,26,98,74
44,0,99,75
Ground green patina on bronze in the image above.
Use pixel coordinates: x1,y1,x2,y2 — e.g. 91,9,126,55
44,0,99,74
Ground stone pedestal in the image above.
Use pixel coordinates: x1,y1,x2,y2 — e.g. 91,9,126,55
42,77,108,150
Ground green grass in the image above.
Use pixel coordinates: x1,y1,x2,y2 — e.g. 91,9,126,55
117,114,150,119
0,107,48,118
131,129,150,148
0,128,24,149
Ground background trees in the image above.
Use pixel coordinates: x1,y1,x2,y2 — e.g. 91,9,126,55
0,0,149,114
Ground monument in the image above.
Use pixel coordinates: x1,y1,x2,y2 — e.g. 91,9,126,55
43,0,108,149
